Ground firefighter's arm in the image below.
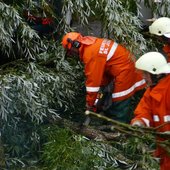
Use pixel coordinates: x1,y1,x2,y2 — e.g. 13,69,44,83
131,89,153,127
85,57,107,111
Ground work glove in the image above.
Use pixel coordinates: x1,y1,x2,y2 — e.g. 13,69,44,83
131,120,145,127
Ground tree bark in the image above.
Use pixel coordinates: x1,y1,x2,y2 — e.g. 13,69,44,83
49,117,122,141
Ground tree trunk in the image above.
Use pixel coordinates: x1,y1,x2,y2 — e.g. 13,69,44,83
49,116,122,141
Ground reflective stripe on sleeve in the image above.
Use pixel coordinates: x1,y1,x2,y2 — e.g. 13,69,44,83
153,115,160,122
164,115,170,122
106,42,118,61
86,86,100,92
112,79,146,98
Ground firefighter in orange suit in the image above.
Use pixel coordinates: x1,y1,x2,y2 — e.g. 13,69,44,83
131,52,170,170
149,17,170,62
62,32,146,123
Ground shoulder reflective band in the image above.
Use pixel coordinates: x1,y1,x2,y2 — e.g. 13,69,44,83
107,42,118,61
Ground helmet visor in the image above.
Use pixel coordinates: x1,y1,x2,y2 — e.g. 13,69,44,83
164,33,170,38
157,63,170,74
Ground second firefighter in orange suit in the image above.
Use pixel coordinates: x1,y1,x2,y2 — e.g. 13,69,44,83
149,17,170,63
62,32,146,123
131,52,170,170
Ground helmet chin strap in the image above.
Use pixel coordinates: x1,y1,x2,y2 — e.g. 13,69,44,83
65,46,80,58
150,74,166,86
161,35,170,44
167,38,170,44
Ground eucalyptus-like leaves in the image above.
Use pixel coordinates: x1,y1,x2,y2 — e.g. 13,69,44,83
0,2,46,59
61,0,148,57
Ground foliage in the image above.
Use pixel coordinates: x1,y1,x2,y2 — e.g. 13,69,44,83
41,126,105,170
0,0,83,167
40,126,159,170
142,0,170,18
0,58,83,166
0,1,45,60
120,0,138,15
61,0,170,57
61,0,149,58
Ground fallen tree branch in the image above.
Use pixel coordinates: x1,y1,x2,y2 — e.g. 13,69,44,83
49,116,122,141
85,110,170,137
49,110,170,153
85,111,170,152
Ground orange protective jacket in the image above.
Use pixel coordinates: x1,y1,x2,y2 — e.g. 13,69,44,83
131,74,170,170
163,44,170,62
78,37,146,107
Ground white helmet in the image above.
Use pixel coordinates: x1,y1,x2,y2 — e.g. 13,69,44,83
136,52,170,74
149,17,170,38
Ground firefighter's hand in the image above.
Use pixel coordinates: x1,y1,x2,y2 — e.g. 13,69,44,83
83,104,96,126
86,103,97,113
131,120,145,127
